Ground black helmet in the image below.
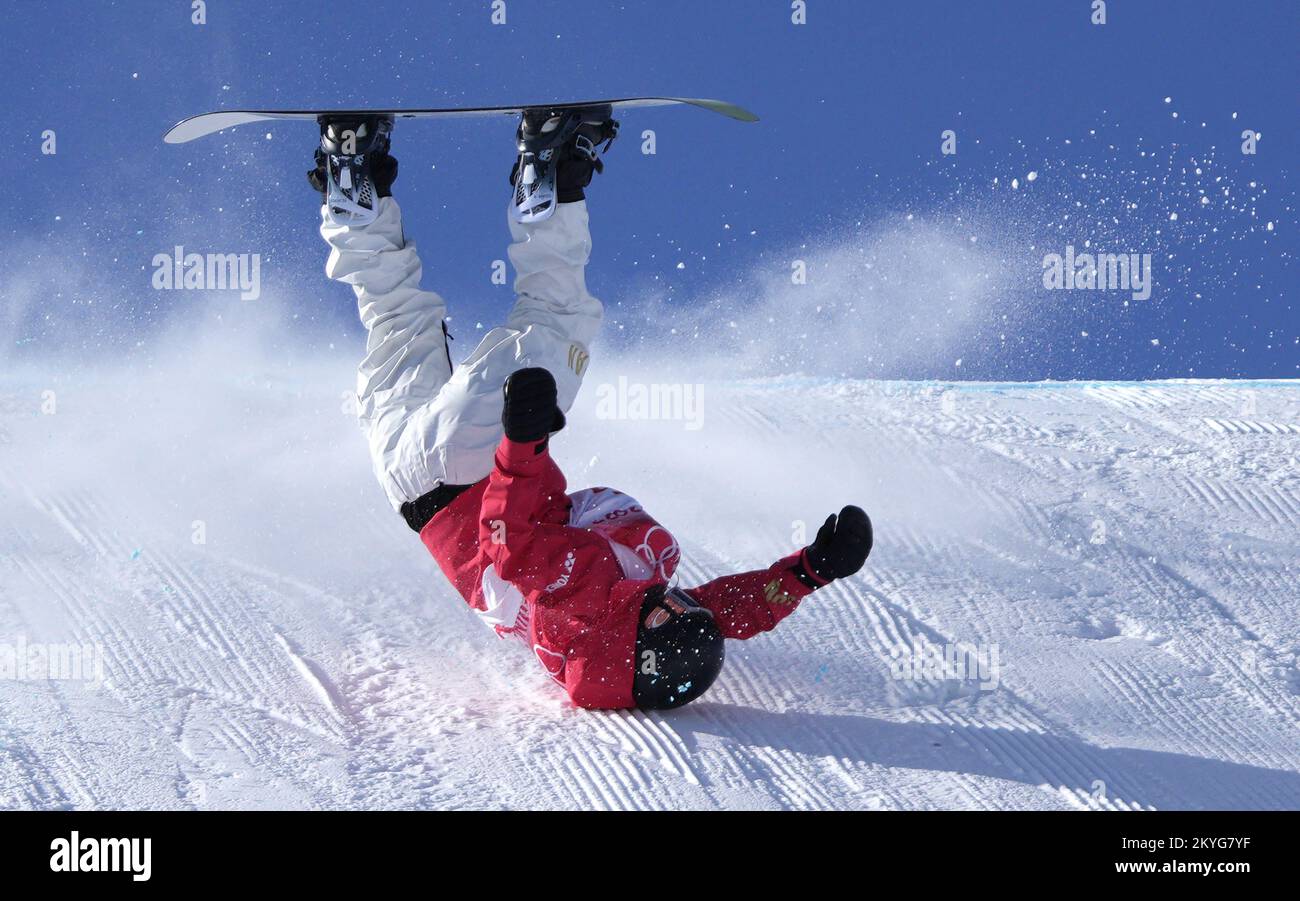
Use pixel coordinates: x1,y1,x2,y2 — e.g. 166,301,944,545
633,585,725,710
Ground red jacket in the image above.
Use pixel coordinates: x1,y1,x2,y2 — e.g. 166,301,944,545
419,435,815,708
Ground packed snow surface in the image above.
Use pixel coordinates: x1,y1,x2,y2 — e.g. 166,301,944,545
1,348,1297,809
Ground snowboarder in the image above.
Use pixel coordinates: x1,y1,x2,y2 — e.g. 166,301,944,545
309,107,873,709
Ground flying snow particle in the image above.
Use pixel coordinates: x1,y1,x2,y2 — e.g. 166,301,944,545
1266,222,1274,231
1026,171,1038,182
1168,212,1178,221
676,262,686,270
1011,178,1019,190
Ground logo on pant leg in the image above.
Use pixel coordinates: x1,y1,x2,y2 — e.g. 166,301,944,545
568,343,589,376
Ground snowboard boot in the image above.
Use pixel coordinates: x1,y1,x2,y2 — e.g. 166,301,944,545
308,115,397,227
510,105,619,223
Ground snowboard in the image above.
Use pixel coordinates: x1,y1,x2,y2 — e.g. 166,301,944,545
162,96,758,144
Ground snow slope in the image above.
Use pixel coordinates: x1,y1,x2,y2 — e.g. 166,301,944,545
1,347,1298,810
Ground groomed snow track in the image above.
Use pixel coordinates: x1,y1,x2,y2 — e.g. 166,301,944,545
1,369,1297,810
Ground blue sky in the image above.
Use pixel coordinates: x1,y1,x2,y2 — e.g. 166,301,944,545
8,0,1296,378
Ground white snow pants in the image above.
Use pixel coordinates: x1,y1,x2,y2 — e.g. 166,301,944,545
320,197,602,511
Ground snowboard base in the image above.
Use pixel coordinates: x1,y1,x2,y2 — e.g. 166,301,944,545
163,96,757,144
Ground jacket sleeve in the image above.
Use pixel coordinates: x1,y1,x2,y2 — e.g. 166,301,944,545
685,553,817,640
479,436,581,591
480,435,638,709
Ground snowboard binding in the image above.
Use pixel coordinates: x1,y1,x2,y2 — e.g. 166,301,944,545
309,115,395,227
510,105,619,224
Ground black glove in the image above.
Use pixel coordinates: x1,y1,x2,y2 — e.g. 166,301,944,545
307,152,398,199
801,505,873,585
502,368,566,444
